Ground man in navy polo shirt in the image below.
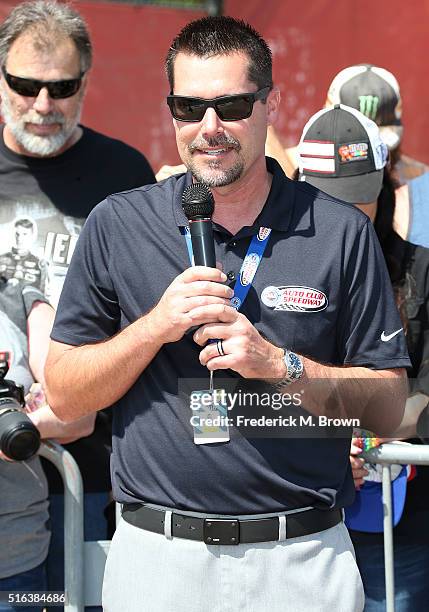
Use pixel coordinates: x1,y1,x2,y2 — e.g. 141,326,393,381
45,16,409,612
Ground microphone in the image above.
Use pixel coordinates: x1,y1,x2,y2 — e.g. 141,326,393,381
182,183,216,268
182,183,220,352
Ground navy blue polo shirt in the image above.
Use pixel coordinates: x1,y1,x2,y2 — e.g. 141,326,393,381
52,158,409,514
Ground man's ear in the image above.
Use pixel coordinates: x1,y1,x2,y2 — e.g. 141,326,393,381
267,87,280,126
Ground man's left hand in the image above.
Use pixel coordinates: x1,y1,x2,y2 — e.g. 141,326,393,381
194,312,285,379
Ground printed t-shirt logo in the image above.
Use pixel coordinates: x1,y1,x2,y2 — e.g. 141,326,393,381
338,142,368,163
261,286,328,312
240,253,261,287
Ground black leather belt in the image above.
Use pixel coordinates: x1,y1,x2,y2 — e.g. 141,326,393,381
122,503,342,545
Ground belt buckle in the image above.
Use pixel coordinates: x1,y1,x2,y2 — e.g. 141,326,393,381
203,518,239,545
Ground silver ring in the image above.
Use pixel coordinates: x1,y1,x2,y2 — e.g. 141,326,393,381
216,339,225,356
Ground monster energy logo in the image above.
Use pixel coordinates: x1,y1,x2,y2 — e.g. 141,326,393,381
359,95,379,120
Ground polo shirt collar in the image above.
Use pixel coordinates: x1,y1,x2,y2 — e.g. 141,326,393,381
172,156,295,235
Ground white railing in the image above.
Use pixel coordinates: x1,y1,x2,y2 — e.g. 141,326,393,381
362,443,429,612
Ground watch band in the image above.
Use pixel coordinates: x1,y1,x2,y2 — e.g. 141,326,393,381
274,349,304,387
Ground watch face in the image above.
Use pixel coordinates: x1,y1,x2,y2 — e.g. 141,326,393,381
288,351,303,379
290,353,299,368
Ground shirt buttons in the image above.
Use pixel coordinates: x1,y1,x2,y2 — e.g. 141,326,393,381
227,271,236,281
230,241,237,248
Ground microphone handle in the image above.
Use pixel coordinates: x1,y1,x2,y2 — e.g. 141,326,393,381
189,219,216,268
189,218,219,366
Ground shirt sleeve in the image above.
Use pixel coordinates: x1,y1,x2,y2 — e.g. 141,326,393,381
51,198,121,346
408,172,429,248
21,285,49,319
336,218,411,370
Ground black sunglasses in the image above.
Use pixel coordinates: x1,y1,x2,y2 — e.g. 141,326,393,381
2,66,84,99
167,87,271,122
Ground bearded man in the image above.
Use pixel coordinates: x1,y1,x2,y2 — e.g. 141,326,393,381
0,0,155,307
0,1,155,605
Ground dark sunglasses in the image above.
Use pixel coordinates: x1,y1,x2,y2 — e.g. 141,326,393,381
2,66,84,99
167,86,271,122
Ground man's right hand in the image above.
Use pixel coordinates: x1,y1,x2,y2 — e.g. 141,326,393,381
350,440,369,490
148,266,235,344
45,268,235,420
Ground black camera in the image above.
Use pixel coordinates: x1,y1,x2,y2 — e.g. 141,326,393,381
0,351,41,461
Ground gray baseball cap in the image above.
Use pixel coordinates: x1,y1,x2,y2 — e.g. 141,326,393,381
298,104,388,204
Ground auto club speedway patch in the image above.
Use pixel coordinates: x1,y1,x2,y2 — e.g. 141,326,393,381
261,286,328,312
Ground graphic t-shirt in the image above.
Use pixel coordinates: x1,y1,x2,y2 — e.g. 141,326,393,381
0,125,156,492
0,124,155,307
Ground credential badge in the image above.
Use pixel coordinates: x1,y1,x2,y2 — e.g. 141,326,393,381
240,253,261,287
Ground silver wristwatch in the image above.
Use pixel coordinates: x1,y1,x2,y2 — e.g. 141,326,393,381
281,349,304,384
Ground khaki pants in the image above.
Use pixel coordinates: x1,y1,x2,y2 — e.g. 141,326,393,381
103,516,364,612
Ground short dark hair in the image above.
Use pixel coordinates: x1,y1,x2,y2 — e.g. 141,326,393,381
165,16,272,92
15,217,35,230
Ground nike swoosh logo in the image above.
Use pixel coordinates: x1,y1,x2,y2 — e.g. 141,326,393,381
380,329,402,342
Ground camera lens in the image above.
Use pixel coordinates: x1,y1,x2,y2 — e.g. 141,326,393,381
0,402,41,461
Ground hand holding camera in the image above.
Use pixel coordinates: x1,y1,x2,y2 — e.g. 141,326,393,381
0,351,40,461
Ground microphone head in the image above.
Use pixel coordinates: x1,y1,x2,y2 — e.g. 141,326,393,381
182,183,215,220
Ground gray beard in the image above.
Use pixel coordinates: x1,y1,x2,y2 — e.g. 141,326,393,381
0,84,82,156
189,158,245,187
187,134,243,187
